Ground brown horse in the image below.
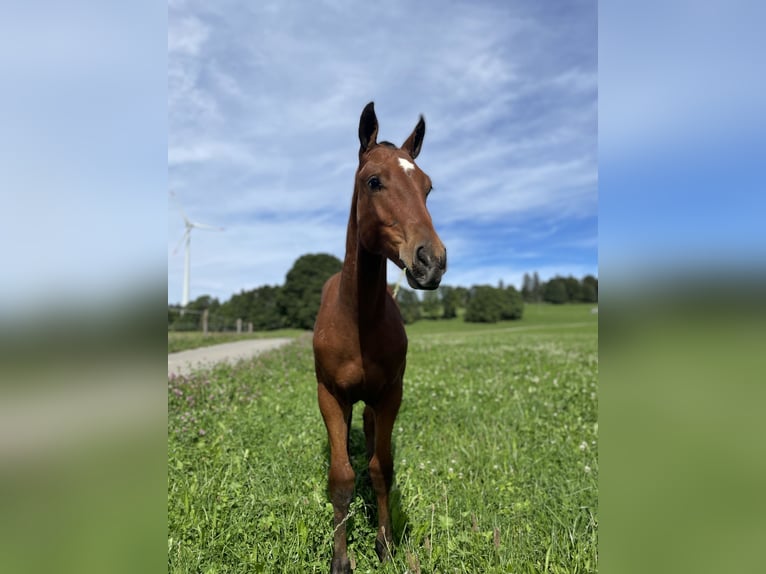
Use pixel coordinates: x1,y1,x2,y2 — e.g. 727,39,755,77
313,102,446,574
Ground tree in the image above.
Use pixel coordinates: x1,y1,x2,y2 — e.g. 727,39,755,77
522,273,534,302
499,286,524,320
421,290,441,320
220,289,251,328
440,285,459,319
582,275,598,303
220,286,283,331
453,286,470,309
532,272,542,302
249,285,284,330
279,253,342,329
396,287,421,324
543,278,568,304
563,276,583,302
465,285,504,323
170,294,220,331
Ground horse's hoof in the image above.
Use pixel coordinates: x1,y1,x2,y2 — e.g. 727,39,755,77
330,556,351,574
375,537,392,562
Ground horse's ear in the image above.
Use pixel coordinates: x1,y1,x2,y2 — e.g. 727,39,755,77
359,102,378,155
402,115,425,159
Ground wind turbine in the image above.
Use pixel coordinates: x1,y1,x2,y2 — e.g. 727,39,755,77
170,192,223,309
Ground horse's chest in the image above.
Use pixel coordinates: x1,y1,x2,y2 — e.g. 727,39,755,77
319,332,406,401
362,346,405,381
345,338,406,382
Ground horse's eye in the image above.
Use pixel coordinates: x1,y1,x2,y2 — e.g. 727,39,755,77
367,176,382,191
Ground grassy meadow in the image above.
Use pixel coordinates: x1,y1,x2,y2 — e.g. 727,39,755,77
168,304,598,573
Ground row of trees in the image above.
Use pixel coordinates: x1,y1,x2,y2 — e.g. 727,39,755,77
168,253,598,331
393,284,524,324
168,253,341,331
522,272,598,303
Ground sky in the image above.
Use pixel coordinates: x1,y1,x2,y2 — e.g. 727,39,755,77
1,2,165,315
168,0,598,304
599,0,766,283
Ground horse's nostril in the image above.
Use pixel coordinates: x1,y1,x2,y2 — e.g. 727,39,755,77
416,245,430,266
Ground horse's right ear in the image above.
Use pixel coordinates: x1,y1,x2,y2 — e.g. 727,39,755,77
358,102,378,155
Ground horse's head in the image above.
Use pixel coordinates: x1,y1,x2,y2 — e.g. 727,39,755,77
354,102,447,290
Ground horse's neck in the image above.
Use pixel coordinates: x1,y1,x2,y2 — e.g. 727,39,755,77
339,190,388,321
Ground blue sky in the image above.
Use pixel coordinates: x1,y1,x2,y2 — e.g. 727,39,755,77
1,2,165,315
599,0,766,283
168,0,598,304
1,2,760,314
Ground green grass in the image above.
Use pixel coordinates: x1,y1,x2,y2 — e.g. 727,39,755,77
168,329,306,354
168,304,598,573
407,302,597,336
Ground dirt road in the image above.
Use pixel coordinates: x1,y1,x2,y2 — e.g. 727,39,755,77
168,338,294,377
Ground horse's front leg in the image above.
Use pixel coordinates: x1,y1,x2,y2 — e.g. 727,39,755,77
318,383,355,574
366,380,402,562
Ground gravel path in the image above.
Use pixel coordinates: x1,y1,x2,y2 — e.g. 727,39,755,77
168,338,294,377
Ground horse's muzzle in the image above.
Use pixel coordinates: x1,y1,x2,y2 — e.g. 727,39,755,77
405,244,446,290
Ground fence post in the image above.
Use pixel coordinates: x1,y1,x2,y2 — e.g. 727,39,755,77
236,318,242,333
248,322,253,333
202,309,209,335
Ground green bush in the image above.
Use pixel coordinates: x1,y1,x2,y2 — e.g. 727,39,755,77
465,285,524,323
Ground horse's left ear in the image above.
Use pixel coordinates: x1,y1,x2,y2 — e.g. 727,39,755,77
359,102,379,156
402,115,426,159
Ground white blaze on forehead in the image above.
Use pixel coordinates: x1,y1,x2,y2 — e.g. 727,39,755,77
397,157,415,174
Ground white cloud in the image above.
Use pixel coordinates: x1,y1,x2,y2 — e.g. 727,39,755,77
168,16,209,55
168,141,259,167
432,156,597,224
